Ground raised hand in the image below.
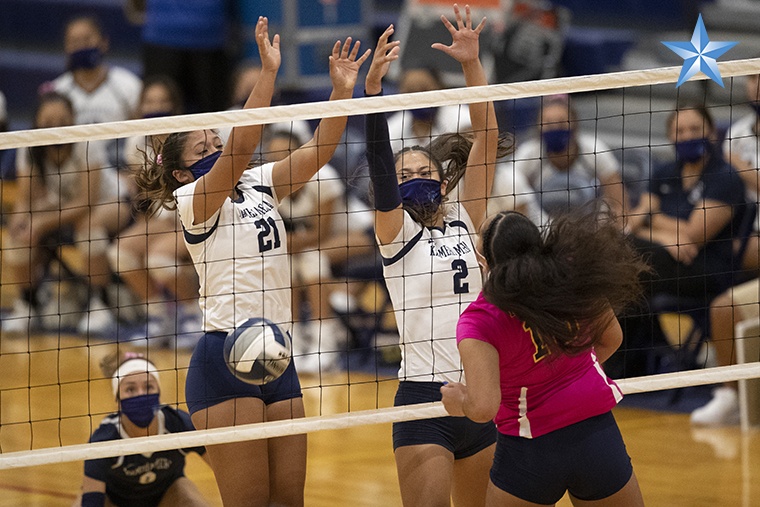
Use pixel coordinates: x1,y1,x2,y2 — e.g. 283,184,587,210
329,37,371,95
431,4,486,64
255,16,281,73
365,24,401,95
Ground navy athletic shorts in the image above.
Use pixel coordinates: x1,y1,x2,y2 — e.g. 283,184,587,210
185,331,302,415
392,381,496,460
490,411,633,504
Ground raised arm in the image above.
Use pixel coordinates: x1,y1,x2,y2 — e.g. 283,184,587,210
432,4,497,229
192,16,280,223
364,24,404,245
272,38,370,198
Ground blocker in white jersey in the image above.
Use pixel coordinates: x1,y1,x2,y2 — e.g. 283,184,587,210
380,203,480,384
364,11,509,507
174,162,291,334
132,19,370,506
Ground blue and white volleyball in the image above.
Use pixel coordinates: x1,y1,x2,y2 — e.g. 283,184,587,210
223,318,292,385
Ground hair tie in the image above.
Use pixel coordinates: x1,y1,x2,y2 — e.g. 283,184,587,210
156,154,163,166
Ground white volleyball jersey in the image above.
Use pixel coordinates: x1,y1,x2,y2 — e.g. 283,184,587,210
174,162,292,333
379,203,482,384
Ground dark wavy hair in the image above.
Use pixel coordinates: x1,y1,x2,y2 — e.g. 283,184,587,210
481,208,649,356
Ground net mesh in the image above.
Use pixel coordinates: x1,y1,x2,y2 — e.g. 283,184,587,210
1,58,760,472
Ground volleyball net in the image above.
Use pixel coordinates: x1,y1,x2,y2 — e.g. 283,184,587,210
1,57,760,469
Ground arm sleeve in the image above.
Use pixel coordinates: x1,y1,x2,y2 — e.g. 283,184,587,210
365,91,402,212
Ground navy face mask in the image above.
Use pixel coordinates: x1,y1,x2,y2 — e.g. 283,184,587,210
675,138,709,163
68,47,103,71
399,178,442,211
120,393,160,428
188,150,222,180
410,107,437,122
542,129,572,153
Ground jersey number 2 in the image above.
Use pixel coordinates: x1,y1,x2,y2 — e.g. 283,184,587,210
451,259,469,294
255,217,281,253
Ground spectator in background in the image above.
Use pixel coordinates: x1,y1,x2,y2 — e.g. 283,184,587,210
263,127,374,372
127,0,233,113
615,103,748,378
47,14,142,170
44,16,138,333
73,350,211,507
386,67,471,152
724,73,760,270
110,75,202,346
50,15,142,125
505,94,624,225
688,73,760,426
689,277,759,426
1,93,126,335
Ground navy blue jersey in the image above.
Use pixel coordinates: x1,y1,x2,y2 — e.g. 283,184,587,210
84,406,205,507
648,152,747,283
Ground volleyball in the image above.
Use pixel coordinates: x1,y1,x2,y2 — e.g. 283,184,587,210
223,318,292,385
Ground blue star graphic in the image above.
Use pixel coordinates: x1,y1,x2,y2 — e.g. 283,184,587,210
662,14,738,88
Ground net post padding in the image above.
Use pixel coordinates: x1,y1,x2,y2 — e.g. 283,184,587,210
1,363,759,470
2,58,760,150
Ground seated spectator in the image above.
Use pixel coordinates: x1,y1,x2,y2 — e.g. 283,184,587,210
46,14,142,169
505,94,623,225
1,93,126,334
386,67,471,152
109,76,201,346
691,74,760,425
72,350,211,507
690,278,759,425
614,103,748,378
263,127,374,371
724,72,760,271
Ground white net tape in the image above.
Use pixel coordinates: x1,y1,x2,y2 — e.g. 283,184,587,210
2,58,760,150
0,363,758,470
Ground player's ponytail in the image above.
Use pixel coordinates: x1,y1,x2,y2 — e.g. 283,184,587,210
482,208,648,356
133,131,191,217
429,132,514,192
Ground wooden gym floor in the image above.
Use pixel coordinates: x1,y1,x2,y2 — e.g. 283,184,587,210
0,333,758,506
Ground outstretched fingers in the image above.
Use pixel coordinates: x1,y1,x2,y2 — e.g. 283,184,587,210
454,3,465,30
342,37,353,59
439,13,457,36
356,48,372,66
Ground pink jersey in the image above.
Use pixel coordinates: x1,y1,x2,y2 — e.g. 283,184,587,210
457,293,623,438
